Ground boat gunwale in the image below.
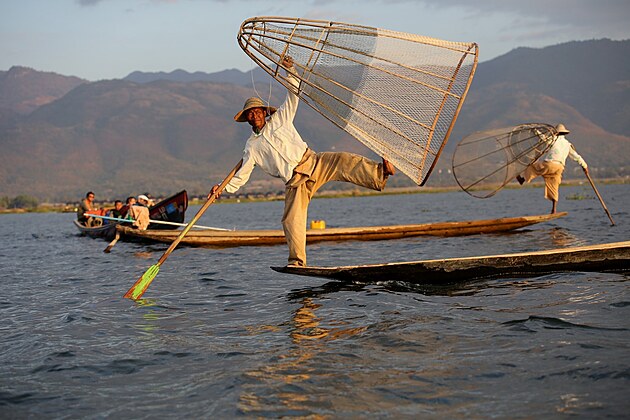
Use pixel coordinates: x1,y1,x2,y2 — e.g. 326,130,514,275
115,212,567,247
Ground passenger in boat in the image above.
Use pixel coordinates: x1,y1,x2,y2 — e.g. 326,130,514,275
102,200,123,224
77,191,97,226
143,193,156,207
108,200,124,219
210,56,395,267
118,196,136,219
136,194,151,207
126,194,151,230
516,123,588,214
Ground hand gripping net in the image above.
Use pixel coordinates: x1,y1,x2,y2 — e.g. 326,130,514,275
238,16,478,185
452,123,557,198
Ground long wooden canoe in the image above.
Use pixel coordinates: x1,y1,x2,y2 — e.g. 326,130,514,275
116,212,567,247
74,190,188,240
272,241,630,283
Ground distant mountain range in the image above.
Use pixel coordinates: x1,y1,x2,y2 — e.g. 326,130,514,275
0,66,85,115
0,38,628,202
123,67,273,86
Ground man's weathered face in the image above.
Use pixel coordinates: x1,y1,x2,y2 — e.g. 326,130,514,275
246,107,266,131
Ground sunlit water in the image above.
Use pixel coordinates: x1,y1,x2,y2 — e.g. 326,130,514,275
1,184,629,418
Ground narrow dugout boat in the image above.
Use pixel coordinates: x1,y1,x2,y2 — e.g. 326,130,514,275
116,212,566,247
73,219,118,239
74,190,189,240
272,241,630,282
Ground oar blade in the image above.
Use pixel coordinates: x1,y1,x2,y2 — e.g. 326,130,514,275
122,159,243,300
124,264,160,300
103,231,120,253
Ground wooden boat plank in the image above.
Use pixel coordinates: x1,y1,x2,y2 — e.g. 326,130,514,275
271,241,630,283
117,212,567,247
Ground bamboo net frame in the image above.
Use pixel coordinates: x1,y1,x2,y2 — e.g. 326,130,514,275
237,16,479,186
452,123,557,198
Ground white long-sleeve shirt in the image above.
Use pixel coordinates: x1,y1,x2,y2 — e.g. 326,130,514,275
543,135,587,169
224,74,308,193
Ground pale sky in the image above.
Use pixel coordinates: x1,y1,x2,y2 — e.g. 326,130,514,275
1,0,629,81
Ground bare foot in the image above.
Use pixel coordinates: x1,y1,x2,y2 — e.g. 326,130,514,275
383,158,395,178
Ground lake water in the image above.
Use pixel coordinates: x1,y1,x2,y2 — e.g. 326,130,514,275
1,184,629,418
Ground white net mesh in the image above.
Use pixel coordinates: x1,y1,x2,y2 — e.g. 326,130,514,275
452,123,557,198
238,17,478,185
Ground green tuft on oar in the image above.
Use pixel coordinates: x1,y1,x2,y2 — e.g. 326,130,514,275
123,159,243,300
124,264,160,300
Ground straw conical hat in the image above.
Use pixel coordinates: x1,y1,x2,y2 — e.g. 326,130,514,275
555,123,570,134
234,97,277,122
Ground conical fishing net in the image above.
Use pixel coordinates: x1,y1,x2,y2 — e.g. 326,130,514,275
452,123,557,198
238,16,478,185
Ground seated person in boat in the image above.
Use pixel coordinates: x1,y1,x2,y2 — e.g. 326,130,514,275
143,193,156,207
117,196,136,220
127,194,151,230
210,56,395,267
76,191,99,226
136,194,153,207
516,123,588,214
104,200,124,222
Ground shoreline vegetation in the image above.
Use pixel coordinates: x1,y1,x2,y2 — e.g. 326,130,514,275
1,177,627,215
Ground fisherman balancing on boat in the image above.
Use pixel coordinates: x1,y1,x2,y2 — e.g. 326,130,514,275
210,56,396,267
516,123,588,214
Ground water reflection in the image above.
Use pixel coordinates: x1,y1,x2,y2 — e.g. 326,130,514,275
287,281,367,301
239,296,367,416
556,393,604,414
287,277,559,300
546,227,585,248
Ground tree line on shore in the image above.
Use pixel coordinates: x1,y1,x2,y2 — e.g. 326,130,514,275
1,195,39,210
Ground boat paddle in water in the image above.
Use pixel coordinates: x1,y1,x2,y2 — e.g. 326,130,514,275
123,160,243,300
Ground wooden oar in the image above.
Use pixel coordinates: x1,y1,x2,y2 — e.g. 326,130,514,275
104,231,120,253
86,213,231,231
124,159,243,300
583,167,615,226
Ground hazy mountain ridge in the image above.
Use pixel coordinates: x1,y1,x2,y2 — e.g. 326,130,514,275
470,39,630,136
0,39,628,201
124,67,272,86
0,66,86,115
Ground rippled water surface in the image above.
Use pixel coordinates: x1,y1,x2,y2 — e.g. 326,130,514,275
1,184,629,418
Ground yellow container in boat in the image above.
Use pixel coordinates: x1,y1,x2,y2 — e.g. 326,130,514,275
310,220,326,230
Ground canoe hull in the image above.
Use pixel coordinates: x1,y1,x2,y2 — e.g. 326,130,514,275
272,241,630,283
116,212,566,247
73,220,118,240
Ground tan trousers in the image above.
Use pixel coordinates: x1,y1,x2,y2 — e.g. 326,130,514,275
522,161,564,202
282,150,387,266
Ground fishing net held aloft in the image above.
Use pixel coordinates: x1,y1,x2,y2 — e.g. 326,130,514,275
237,16,478,186
452,123,558,198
